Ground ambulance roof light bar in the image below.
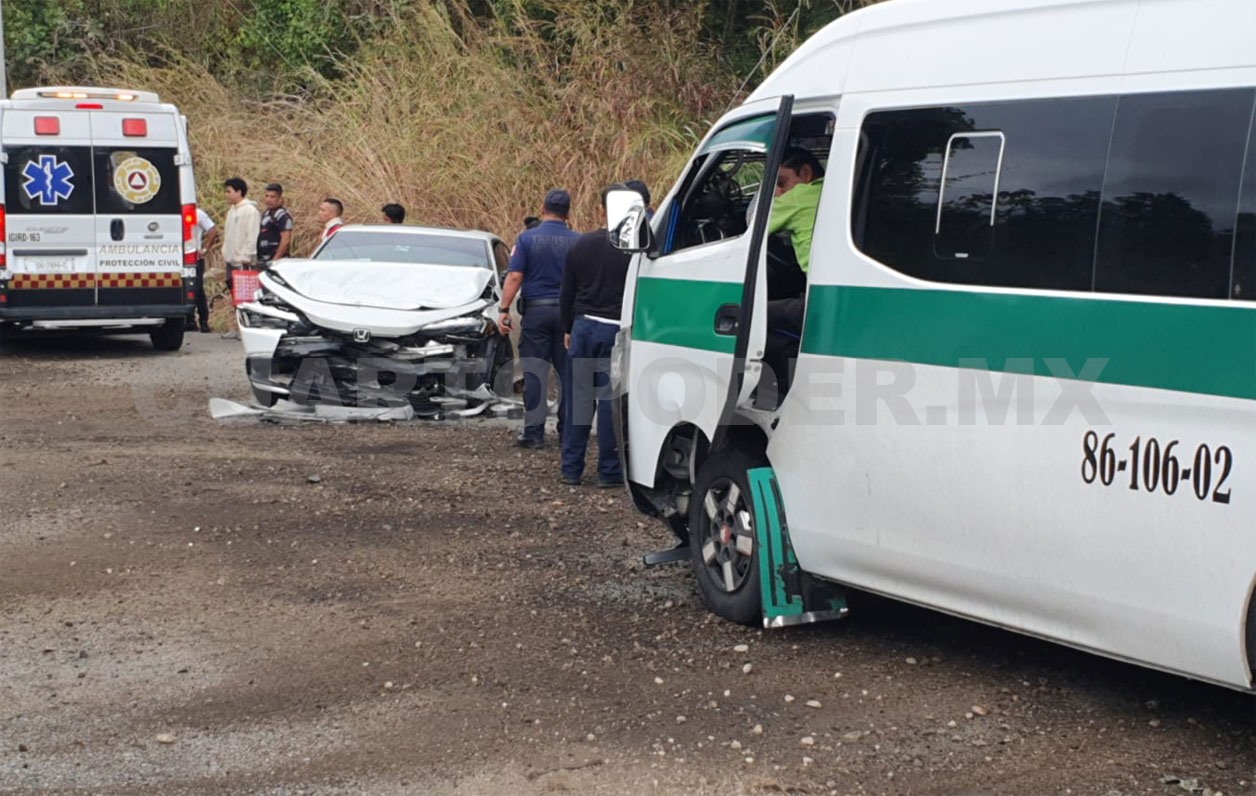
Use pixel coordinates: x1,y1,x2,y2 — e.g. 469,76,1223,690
10,87,161,104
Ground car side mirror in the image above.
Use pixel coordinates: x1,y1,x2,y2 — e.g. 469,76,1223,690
606,189,650,253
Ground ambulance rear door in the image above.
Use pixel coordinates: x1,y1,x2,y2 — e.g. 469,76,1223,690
90,110,185,310
2,109,98,310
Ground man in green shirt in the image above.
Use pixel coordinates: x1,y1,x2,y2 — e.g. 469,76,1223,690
768,147,825,274
766,147,825,336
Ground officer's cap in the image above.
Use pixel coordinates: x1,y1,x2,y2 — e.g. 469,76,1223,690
543,188,571,214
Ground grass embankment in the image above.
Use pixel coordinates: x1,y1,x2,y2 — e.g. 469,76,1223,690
108,2,733,253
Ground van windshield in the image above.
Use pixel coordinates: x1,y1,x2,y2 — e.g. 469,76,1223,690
700,115,776,156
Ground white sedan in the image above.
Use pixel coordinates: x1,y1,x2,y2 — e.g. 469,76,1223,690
237,225,514,418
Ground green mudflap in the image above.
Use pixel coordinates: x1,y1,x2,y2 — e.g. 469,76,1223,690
748,467,849,628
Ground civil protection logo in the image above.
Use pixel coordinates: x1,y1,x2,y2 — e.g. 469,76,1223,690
21,155,75,206
113,156,161,204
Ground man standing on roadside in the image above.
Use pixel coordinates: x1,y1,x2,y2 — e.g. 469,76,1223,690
497,188,580,448
257,183,294,266
556,181,647,487
191,207,218,333
222,177,260,299
382,203,406,224
317,197,344,247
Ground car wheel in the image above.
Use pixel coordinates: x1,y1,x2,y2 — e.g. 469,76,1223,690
486,335,515,396
688,448,769,625
150,319,185,352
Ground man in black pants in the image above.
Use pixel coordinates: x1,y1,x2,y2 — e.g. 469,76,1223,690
557,181,649,487
192,207,218,332
497,189,581,448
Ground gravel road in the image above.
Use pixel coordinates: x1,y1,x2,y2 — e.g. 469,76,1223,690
0,332,1253,795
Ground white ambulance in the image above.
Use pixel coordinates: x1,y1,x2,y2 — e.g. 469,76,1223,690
0,86,199,351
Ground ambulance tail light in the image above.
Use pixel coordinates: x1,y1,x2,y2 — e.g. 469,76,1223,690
122,118,147,137
0,204,6,268
34,116,60,135
182,203,197,265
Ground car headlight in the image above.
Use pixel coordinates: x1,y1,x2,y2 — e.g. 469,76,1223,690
238,302,303,330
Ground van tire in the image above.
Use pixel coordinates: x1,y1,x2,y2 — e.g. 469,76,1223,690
688,448,769,625
150,320,185,351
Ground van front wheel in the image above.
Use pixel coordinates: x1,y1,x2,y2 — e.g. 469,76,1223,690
688,449,768,625
150,319,185,351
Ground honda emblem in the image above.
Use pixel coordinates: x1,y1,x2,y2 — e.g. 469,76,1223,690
352,328,371,343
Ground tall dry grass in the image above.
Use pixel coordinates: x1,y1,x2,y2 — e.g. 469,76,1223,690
101,0,737,252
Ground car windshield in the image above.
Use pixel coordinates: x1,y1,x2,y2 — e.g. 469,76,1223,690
314,230,491,268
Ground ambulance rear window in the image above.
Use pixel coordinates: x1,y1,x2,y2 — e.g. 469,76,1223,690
94,147,180,215
4,146,95,215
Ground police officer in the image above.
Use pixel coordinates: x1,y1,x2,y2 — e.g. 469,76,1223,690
498,189,581,448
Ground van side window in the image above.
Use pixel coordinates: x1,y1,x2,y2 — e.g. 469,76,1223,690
1233,105,1256,301
660,114,779,255
854,90,1256,299
854,98,1113,292
665,149,764,253
1094,89,1254,299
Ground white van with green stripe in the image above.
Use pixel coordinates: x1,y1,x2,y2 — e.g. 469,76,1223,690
608,0,1256,692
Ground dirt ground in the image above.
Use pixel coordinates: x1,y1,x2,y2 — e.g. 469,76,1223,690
0,333,1254,796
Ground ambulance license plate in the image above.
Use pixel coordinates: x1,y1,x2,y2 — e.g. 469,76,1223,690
24,257,73,273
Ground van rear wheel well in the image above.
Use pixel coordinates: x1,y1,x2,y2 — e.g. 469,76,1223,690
1246,579,1256,686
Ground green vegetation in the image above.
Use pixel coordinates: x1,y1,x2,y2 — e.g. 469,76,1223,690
3,0,878,245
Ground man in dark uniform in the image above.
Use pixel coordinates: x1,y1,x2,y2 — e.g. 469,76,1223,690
497,189,581,448
557,181,649,486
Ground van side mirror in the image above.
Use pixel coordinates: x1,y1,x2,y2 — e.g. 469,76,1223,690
605,189,650,253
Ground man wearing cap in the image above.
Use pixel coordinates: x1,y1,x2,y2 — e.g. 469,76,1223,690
557,180,649,486
498,188,581,448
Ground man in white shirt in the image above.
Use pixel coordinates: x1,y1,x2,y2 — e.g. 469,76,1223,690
192,207,218,333
222,177,260,297
317,197,344,248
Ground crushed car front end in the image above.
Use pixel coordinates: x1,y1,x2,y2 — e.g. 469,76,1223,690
238,272,512,418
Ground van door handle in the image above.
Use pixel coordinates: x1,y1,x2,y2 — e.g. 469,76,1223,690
110,219,124,241
714,303,740,336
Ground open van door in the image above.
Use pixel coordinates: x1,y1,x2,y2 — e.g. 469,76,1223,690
615,96,794,485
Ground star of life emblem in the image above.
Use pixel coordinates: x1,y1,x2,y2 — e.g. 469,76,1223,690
21,155,75,206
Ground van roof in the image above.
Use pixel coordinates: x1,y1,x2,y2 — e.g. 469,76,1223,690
10,86,161,103
746,0,1252,104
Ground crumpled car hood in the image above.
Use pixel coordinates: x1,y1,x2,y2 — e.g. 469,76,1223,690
268,259,494,310
259,263,495,337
